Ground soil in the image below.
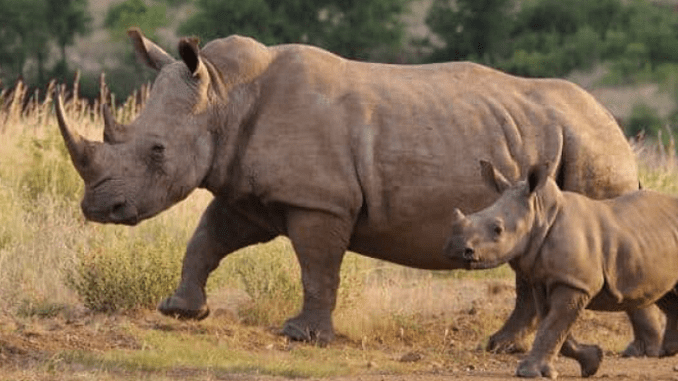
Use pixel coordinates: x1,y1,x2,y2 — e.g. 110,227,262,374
3,279,678,381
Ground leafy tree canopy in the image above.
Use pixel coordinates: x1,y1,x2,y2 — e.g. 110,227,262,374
105,0,167,41
179,0,411,61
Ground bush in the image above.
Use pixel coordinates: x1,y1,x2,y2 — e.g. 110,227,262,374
66,226,183,313
625,102,663,137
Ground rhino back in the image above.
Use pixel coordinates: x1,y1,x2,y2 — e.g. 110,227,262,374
600,191,678,307
534,191,678,310
206,43,638,269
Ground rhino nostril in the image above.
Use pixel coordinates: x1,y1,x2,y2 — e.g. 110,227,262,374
463,247,476,261
110,201,126,216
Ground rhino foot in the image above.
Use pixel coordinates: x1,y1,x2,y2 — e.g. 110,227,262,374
576,344,603,377
516,359,558,379
621,337,661,358
282,312,334,345
661,338,678,357
487,331,531,354
158,295,210,320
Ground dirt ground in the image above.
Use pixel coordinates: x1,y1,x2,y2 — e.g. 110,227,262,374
3,279,678,381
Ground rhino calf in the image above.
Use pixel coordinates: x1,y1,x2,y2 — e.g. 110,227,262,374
444,161,678,379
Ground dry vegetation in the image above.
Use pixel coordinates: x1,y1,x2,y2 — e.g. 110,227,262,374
2,80,678,380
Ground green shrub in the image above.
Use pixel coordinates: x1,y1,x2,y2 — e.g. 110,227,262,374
625,102,663,137
66,226,183,312
229,239,302,325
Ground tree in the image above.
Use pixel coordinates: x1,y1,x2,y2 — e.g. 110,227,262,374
0,0,90,86
0,0,50,83
179,0,411,61
105,0,167,41
46,0,92,77
425,0,514,62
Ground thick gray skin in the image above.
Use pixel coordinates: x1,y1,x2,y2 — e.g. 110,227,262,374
445,162,678,378
55,28,662,352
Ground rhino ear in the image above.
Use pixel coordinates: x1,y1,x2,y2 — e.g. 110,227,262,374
128,27,175,71
480,160,511,194
179,37,202,76
527,162,551,194
179,37,227,99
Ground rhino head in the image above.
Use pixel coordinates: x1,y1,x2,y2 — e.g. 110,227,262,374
443,160,561,270
56,29,222,225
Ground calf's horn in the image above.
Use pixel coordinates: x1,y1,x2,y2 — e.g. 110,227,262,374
54,87,98,181
452,208,468,224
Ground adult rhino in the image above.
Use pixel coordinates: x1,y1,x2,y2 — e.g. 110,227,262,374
56,28,662,353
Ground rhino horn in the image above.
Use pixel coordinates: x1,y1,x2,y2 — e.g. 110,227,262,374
54,87,99,182
102,103,129,144
451,208,469,225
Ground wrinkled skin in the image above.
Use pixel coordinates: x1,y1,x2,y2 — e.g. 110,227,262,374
445,161,678,378
56,28,664,352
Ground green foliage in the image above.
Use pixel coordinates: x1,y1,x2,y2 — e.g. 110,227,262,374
0,0,90,86
424,0,678,84
105,0,167,41
66,228,183,312
426,0,514,62
226,240,302,325
179,0,411,61
626,103,663,138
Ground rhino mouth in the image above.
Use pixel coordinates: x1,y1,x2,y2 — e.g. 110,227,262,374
463,257,506,270
82,199,140,226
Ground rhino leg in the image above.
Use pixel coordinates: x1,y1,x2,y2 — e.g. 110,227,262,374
656,290,678,357
516,285,589,379
159,198,275,320
282,210,351,345
487,275,537,353
621,305,663,357
560,335,603,377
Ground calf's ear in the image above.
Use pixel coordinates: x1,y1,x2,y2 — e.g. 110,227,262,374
527,162,551,194
480,160,511,194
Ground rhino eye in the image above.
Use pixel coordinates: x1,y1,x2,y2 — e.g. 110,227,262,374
492,219,504,236
151,143,165,154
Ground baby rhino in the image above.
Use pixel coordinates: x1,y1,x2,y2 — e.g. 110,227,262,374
445,161,678,379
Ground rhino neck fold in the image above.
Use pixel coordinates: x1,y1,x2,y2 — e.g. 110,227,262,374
198,85,259,198
510,192,562,276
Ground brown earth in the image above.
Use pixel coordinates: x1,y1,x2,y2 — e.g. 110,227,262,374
2,279,678,381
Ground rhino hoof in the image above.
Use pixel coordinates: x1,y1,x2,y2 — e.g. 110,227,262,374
516,360,558,379
487,334,530,354
578,345,603,377
621,338,661,358
282,317,334,345
158,297,210,320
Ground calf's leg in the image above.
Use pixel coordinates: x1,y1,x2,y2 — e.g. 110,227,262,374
159,199,276,319
516,285,590,379
560,335,603,377
656,290,678,357
621,306,664,357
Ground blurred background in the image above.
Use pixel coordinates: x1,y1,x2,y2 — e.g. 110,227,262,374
2,0,678,139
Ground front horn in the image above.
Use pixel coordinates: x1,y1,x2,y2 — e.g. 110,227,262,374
54,86,99,182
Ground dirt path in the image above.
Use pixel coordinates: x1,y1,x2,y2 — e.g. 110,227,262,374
3,278,678,380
